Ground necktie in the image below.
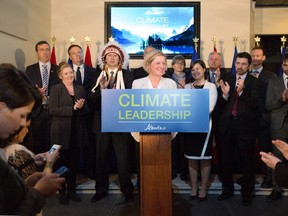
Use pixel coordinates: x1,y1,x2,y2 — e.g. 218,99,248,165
210,72,215,83
76,67,82,85
109,71,114,89
231,77,241,118
254,70,259,78
42,64,49,96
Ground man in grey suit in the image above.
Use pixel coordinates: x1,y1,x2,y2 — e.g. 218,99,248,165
265,53,288,202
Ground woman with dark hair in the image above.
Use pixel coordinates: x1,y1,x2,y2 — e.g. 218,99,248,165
0,66,64,215
184,60,217,202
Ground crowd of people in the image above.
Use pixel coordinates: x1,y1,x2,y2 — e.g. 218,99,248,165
1,39,288,215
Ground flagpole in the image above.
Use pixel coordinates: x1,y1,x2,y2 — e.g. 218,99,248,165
192,37,199,63
95,40,101,67
231,36,238,75
278,36,287,76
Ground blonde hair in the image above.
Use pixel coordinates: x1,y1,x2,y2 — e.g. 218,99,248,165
143,49,166,74
57,62,72,77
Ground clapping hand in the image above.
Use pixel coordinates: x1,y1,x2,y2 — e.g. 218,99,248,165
73,98,85,110
272,139,288,160
219,80,230,97
259,151,281,170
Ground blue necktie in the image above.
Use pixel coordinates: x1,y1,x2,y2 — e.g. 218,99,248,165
210,72,215,83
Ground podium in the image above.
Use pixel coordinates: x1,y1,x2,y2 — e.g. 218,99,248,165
139,133,172,216
101,89,209,216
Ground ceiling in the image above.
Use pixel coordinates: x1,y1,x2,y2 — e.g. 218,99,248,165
255,0,288,7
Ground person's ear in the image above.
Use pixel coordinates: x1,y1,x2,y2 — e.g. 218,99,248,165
0,102,7,111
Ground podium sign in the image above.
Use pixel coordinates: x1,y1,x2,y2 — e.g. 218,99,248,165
101,89,209,132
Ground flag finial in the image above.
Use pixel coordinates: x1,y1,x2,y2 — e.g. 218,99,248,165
193,37,199,51
254,36,261,47
85,36,91,46
212,36,217,51
70,36,76,44
232,36,238,48
51,36,56,46
212,36,217,46
109,36,114,42
281,36,287,47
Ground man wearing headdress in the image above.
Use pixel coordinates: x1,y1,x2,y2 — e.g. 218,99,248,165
90,40,134,203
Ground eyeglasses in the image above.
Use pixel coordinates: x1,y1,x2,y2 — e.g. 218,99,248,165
174,62,185,65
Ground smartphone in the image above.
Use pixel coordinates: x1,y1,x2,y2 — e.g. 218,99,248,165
54,166,70,177
49,144,61,153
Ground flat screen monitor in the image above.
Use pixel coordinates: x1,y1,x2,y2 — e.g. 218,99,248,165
105,2,201,59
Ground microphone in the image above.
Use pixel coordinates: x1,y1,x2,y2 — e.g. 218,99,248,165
164,71,185,88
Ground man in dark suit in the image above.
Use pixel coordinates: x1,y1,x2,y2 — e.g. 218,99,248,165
90,40,134,203
68,44,99,179
265,53,288,202
25,41,60,154
207,52,227,83
250,46,276,189
206,52,228,181
217,52,260,206
133,46,154,80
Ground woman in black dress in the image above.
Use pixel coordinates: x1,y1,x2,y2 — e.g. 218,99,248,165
184,60,218,201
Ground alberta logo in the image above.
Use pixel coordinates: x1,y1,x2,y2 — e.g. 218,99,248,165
144,124,166,131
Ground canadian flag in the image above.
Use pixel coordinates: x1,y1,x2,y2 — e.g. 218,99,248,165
50,46,57,65
84,45,92,67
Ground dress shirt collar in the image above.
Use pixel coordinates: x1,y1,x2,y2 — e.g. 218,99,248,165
73,64,84,72
252,66,263,74
236,72,248,80
39,61,51,69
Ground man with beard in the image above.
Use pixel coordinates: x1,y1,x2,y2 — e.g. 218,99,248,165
217,52,260,206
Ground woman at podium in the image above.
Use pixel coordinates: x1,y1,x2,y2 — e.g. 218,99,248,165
131,49,177,190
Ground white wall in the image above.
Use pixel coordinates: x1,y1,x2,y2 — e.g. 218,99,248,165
0,0,51,71
50,0,253,69
254,8,288,34
0,0,287,69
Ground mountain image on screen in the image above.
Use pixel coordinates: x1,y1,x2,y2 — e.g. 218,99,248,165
111,24,195,55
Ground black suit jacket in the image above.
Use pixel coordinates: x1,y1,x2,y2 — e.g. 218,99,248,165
49,82,88,149
218,73,260,135
256,69,276,126
133,67,148,80
25,63,60,117
275,162,288,188
81,65,99,93
90,69,134,133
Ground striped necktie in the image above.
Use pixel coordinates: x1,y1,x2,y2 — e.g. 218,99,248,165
42,64,49,95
